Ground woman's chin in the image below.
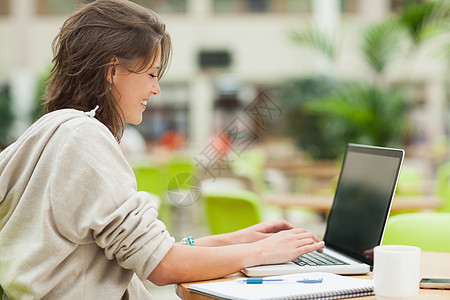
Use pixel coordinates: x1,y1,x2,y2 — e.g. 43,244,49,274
126,117,143,126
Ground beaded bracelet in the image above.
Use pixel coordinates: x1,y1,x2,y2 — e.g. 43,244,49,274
181,236,195,246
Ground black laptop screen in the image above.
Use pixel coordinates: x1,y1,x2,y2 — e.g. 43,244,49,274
323,144,404,265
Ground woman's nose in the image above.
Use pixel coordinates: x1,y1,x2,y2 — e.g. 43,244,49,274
152,78,161,96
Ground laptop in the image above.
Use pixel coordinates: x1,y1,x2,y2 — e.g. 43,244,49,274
242,143,404,277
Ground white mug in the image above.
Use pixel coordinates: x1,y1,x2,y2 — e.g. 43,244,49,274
374,245,421,299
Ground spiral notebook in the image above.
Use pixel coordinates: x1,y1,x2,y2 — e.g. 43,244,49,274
188,272,374,300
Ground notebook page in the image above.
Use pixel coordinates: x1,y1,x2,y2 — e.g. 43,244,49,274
188,272,374,300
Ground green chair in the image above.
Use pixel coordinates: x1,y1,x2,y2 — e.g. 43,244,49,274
132,162,172,231
132,163,167,196
167,156,196,184
165,155,201,208
382,212,450,252
389,168,424,216
231,149,267,195
436,161,450,212
165,156,203,238
203,189,263,235
396,167,423,196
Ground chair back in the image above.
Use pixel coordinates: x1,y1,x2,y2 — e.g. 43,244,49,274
132,163,167,197
382,212,450,252
132,162,173,230
231,150,267,194
437,161,450,212
203,189,263,235
168,156,195,177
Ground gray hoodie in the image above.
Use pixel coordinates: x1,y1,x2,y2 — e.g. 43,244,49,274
0,109,174,299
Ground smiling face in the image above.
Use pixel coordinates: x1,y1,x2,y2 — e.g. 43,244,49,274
111,47,161,125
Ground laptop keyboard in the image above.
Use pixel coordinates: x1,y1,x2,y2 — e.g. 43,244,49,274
293,251,350,266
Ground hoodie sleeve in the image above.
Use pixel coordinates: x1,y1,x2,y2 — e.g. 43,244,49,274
47,117,174,280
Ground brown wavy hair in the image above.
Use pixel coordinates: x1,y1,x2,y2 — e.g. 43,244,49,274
44,0,171,141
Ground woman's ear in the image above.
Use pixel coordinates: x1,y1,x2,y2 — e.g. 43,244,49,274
106,57,119,83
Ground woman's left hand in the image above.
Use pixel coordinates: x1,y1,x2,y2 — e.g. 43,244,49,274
232,220,296,244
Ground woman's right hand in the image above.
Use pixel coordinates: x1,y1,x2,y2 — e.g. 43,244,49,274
148,227,324,285
251,228,325,266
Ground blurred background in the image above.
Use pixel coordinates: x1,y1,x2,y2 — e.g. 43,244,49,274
0,0,449,298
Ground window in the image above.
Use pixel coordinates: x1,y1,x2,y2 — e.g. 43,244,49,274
390,0,424,13
36,0,93,15
36,0,92,15
132,0,187,13
0,0,10,16
213,0,312,13
198,50,232,69
163,0,187,12
286,0,312,13
138,83,189,143
139,106,189,142
35,0,186,15
213,0,237,13
248,0,270,12
341,0,359,14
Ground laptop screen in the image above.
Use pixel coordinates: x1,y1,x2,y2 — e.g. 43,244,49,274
323,144,404,266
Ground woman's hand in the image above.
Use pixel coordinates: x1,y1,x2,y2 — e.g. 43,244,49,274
250,228,325,266
149,227,325,285
230,220,296,244
194,220,324,255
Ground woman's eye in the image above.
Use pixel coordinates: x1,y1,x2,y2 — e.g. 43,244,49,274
149,74,157,79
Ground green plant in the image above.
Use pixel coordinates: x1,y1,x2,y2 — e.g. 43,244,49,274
306,83,410,149
32,69,51,121
399,1,447,46
280,1,448,160
399,1,450,67
289,27,337,63
280,78,410,159
280,76,344,159
0,85,14,149
361,19,402,77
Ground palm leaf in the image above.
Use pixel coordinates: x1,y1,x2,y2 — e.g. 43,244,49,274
361,19,402,74
289,27,337,63
305,84,409,146
399,1,448,45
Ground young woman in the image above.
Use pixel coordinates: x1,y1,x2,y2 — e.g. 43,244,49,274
0,0,324,298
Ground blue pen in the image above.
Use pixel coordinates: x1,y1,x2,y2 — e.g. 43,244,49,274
297,278,323,283
235,277,323,284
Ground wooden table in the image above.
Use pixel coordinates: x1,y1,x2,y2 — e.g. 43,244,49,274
265,193,443,219
176,252,450,299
